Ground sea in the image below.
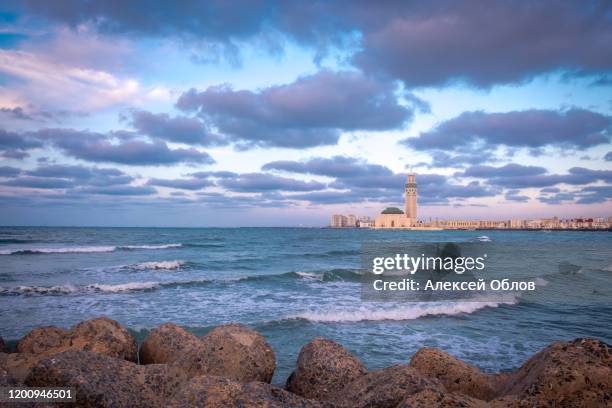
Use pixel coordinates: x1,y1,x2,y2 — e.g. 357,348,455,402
1,227,611,384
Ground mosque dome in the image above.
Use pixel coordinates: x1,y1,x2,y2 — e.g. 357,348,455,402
381,207,404,214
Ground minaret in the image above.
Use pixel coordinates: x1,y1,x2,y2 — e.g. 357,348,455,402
405,170,417,221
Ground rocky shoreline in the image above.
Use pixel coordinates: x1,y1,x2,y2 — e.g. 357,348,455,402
1,317,610,407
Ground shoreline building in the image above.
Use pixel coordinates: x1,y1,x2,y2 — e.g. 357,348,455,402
375,172,441,229
331,171,610,230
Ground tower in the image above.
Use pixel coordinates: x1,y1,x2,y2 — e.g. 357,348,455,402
405,171,417,220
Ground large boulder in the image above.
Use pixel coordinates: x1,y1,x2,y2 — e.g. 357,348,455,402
4,317,138,383
410,347,507,400
139,323,201,364
168,375,326,408
497,338,612,407
286,338,367,400
25,350,174,408
172,323,276,383
65,317,137,362
398,388,489,408
328,364,441,408
16,326,67,354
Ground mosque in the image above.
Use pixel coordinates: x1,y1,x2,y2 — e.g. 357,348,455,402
374,172,441,230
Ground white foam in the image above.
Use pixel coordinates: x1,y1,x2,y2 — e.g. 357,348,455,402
120,244,182,250
86,281,160,292
124,260,185,270
0,284,79,295
476,236,492,242
534,277,549,287
0,246,116,255
292,300,516,322
295,271,323,281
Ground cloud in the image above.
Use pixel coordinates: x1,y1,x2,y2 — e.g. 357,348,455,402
505,190,529,203
218,173,326,192
16,1,612,87
0,128,43,158
25,164,133,186
403,109,611,158
605,151,612,161
147,178,213,190
0,176,74,189
26,128,215,166
461,165,612,188
0,166,22,177
128,109,225,146
262,155,392,178
177,70,413,148
73,185,156,196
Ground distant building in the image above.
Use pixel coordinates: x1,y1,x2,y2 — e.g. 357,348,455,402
358,216,374,228
346,214,357,227
331,214,347,228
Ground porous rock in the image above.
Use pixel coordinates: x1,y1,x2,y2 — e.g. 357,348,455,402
168,375,326,408
498,338,612,407
139,322,201,364
172,323,276,383
328,364,441,408
16,326,67,354
410,347,507,400
286,337,367,400
398,388,489,408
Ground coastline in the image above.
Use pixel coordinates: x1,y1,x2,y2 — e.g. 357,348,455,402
1,317,610,407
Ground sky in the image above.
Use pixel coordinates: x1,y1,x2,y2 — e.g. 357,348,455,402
0,0,610,227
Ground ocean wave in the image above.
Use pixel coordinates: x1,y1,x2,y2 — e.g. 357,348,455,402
119,244,182,250
122,260,185,270
534,277,549,287
239,269,363,284
0,278,212,296
290,299,516,322
0,246,116,255
475,236,492,242
0,243,183,255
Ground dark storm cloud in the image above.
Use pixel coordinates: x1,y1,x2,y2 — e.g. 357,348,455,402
462,165,612,188
218,173,326,192
403,109,612,155
146,178,213,190
128,110,225,146
177,70,413,148
15,1,612,87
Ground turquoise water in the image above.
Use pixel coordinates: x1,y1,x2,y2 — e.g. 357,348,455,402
1,227,611,384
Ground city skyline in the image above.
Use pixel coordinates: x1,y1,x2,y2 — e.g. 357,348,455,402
0,1,611,227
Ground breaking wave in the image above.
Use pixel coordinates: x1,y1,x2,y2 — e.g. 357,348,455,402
122,260,185,270
475,236,492,242
290,299,517,322
0,244,183,255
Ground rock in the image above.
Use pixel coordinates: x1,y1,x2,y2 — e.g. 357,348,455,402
410,347,507,400
16,326,67,354
286,338,367,400
398,388,489,408
172,323,276,383
329,364,440,408
139,323,201,364
66,317,138,362
5,317,138,383
25,349,171,408
499,338,612,407
0,336,4,352
168,375,326,408
0,367,9,386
